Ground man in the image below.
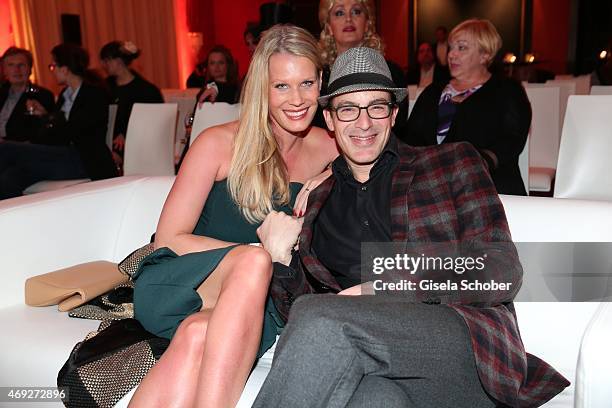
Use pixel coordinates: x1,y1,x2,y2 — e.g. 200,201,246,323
254,47,568,407
0,47,54,142
406,42,450,88
434,25,449,67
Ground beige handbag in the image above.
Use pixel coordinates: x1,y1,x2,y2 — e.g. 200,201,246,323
25,261,127,311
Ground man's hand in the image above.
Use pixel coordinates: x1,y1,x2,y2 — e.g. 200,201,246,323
257,210,303,265
24,99,47,116
337,282,373,296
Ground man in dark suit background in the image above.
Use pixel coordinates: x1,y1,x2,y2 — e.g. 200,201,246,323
406,41,450,88
253,47,568,407
0,43,116,199
0,47,54,142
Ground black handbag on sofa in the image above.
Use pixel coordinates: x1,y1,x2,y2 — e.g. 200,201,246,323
57,318,169,408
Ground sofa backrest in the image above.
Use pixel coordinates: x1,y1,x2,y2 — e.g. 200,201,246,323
500,194,612,302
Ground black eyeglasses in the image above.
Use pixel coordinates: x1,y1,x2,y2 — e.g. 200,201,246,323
329,102,395,122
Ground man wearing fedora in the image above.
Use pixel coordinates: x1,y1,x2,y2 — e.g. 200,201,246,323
253,47,568,407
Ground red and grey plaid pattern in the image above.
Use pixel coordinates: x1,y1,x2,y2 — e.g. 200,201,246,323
270,140,568,407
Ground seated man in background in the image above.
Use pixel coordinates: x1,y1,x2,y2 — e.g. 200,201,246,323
0,47,54,142
406,41,450,89
254,47,568,407
0,43,116,199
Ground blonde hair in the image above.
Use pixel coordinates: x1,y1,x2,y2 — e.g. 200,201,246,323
449,19,502,66
228,25,322,223
318,0,384,66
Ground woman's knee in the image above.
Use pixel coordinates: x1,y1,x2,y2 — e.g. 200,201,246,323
227,246,272,289
171,313,209,354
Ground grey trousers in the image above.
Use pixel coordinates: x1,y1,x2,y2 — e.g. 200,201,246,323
252,294,496,408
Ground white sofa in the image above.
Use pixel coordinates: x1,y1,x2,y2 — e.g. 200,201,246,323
0,176,610,407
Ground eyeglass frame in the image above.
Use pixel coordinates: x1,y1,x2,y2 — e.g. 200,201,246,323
327,101,397,122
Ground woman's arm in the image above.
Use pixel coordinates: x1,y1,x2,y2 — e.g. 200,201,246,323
154,123,238,255
484,80,531,168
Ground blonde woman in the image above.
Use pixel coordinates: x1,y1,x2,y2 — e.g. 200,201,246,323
407,19,531,195
318,0,383,66
129,25,338,408
314,0,408,133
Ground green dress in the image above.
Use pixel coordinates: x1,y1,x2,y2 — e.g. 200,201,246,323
133,179,302,358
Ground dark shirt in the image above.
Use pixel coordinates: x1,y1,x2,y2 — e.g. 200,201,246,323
106,73,164,137
311,135,399,289
0,82,55,142
186,71,206,88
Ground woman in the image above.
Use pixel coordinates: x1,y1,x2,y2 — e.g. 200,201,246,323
244,24,261,56
100,41,164,164
314,0,408,133
0,43,116,199
407,19,531,196
129,25,338,408
196,45,240,105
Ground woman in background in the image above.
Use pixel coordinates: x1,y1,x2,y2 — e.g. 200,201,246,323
314,0,408,134
407,19,531,196
196,45,240,105
100,41,163,167
129,25,338,408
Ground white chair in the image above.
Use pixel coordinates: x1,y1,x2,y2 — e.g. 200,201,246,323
190,102,241,145
106,104,118,150
544,80,576,127
554,95,612,200
161,88,199,102
590,86,612,95
554,74,591,95
524,86,561,192
23,104,120,195
518,134,529,194
123,103,177,176
172,97,197,163
575,302,612,408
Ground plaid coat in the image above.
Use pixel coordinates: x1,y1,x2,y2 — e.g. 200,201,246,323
271,140,569,407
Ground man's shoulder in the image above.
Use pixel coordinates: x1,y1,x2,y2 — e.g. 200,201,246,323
398,141,481,168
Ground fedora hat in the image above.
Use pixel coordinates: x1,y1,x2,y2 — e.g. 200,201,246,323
318,47,407,107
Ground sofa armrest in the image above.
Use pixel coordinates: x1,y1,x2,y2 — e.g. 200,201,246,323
575,302,612,408
0,176,173,308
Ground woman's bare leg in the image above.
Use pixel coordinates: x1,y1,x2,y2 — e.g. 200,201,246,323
129,246,272,408
194,247,272,407
129,311,211,408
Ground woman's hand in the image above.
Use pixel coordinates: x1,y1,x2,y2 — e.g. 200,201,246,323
113,134,126,151
197,84,219,108
24,99,47,116
293,168,332,217
257,210,303,265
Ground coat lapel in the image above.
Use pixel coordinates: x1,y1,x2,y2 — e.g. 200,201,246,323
299,176,343,292
390,146,416,244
